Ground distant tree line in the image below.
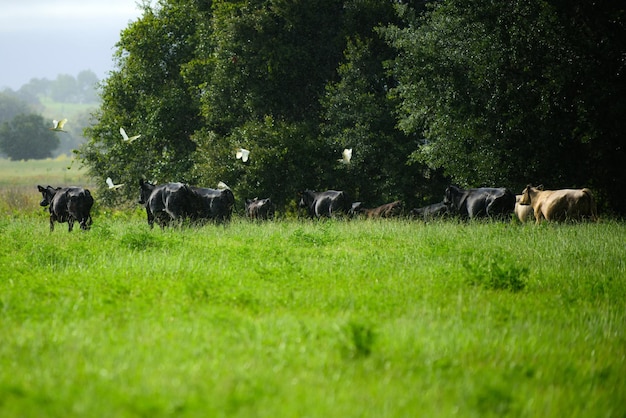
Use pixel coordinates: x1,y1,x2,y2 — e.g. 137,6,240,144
0,71,100,160
79,0,626,214
6,70,100,106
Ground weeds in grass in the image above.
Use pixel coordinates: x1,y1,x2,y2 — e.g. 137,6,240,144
119,228,164,250
463,253,528,292
338,320,376,359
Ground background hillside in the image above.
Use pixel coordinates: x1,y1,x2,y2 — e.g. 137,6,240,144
0,71,100,158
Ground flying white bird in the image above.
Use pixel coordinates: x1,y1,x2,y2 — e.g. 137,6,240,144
106,177,124,189
50,119,68,132
339,148,352,164
236,148,250,162
217,181,230,190
120,127,141,142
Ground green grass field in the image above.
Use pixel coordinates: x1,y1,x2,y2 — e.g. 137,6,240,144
0,159,624,417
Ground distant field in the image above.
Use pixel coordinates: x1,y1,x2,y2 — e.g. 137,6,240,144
0,157,93,214
0,157,91,187
38,97,98,125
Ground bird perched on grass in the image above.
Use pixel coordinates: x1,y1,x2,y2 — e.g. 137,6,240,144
120,127,141,142
50,119,68,132
236,148,250,162
106,177,124,189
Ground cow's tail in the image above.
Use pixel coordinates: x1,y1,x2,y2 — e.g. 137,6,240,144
582,188,598,221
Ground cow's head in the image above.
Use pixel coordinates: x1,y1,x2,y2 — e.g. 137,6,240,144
519,184,544,206
519,185,531,205
37,185,58,207
298,190,315,208
387,200,403,216
443,186,453,206
138,179,156,205
349,201,364,216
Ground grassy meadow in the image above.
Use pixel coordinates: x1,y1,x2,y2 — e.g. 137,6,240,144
0,159,625,417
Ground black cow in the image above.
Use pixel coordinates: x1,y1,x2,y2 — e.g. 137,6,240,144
37,185,94,231
245,198,275,220
191,186,236,223
138,179,198,229
443,185,515,220
298,189,350,218
411,202,449,221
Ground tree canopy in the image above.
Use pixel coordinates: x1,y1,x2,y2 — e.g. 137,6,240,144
0,114,60,160
79,0,626,214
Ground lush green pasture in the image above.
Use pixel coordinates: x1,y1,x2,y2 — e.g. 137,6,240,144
0,214,624,417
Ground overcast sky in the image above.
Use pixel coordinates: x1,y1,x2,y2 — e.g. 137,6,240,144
0,0,145,90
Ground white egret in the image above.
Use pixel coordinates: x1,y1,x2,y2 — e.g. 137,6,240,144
106,177,124,189
236,148,250,162
50,119,68,132
340,148,352,164
120,127,141,142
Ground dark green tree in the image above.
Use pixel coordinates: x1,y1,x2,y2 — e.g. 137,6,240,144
384,0,626,212
188,0,350,207
79,0,204,203
0,114,60,160
321,0,444,207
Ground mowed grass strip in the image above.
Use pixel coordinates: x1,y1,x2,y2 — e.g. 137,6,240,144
0,217,624,417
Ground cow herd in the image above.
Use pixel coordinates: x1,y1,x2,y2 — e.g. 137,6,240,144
36,181,598,232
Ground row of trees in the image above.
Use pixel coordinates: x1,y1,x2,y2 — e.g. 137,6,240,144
7,70,100,106
0,74,98,160
81,0,625,214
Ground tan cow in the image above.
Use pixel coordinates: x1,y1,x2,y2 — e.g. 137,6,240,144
515,195,534,223
519,185,597,223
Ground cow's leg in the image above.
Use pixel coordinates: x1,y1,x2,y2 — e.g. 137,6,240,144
49,215,55,232
146,209,155,229
534,206,545,224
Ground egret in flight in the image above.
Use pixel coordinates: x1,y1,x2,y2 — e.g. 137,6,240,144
50,119,68,132
106,177,124,189
236,148,250,162
340,148,352,164
120,127,141,142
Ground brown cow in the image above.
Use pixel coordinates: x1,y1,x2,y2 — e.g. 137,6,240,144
519,185,597,223
350,200,403,219
514,195,534,223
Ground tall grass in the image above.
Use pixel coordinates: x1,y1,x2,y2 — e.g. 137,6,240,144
0,215,624,417
0,158,92,215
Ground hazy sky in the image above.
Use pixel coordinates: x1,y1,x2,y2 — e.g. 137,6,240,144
0,0,145,90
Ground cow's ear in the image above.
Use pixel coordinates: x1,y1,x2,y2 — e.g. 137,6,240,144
537,184,544,190
139,179,144,186
37,185,45,192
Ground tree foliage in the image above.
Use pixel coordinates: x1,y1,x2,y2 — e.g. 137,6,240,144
0,114,60,160
384,0,626,211
80,0,626,213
